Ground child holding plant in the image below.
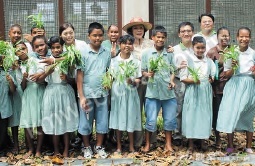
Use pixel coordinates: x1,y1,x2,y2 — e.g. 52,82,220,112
216,27,255,154
141,25,177,152
38,36,79,157
19,36,49,158
108,35,141,153
7,24,23,154
181,36,215,154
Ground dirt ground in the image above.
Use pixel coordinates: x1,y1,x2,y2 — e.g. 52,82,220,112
0,131,255,165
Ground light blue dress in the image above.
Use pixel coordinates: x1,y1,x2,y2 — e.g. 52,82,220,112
181,56,215,139
19,57,46,128
109,54,142,132
8,69,23,127
216,47,255,133
0,67,13,119
41,67,79,135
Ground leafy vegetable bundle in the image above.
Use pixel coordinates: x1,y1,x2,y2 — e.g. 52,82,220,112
27,12,44,28
148,55,174,82
0,41,19,73
102,60,138,89
187,67,200,83
48,45,82,74
222,45,239,73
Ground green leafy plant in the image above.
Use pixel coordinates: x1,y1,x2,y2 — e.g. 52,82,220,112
27,12,44,28
20,58,37,73
47,45,83,74
187,66,200,83
0,41,19,73
148,55,174,82
102,70,113,89
116,60,138,83
222,45,239,73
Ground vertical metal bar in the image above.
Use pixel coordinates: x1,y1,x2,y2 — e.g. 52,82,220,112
0,0,6,40
58,0,64,27
117,0,122,36
206,0,211,13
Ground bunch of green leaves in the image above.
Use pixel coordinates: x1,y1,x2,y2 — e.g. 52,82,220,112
47,45,83,74
116,60,138,83
222,45,239,72
102,70,113,89
0,41,19,73
148,55,174,82
27,12,44,28
187,66,200,83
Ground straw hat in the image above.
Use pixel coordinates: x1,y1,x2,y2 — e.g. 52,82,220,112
122,17,152,32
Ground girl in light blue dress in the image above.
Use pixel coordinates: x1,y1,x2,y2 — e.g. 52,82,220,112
40,36,79,157
109,35,141,153
216,27,255,154
19,37,48,158
181,36,215,153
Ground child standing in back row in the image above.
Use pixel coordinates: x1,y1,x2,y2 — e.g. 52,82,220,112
77,22,111,159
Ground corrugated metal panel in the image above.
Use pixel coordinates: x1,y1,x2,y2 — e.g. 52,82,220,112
153,0,206,46
211,0,255,47
63,0,118,42
3,0,59,41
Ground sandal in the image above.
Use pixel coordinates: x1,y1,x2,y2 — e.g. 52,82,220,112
245,148,254,154
114,149,122,155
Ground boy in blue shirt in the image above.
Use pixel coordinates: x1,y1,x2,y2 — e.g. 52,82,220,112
141,25,177,152
77,22,111,159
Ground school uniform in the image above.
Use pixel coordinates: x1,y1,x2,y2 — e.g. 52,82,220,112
181,55,216,139
19,56,46,128
141,48,177,132
77,46,111,135
109,54,141,132
216,47,255,133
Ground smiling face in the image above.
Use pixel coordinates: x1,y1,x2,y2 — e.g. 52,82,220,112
51,43,63,57
132,25,145,39
88,28,104,50
200,16,214,34
9,26,22,44
178,25,194,43
15,43,28,61
107,25,119,43
32,38,48,56
152,32,166,50
193,42,206,59
60,27,75,46
217,29,230,47
237,29,250,50
120,40,133,55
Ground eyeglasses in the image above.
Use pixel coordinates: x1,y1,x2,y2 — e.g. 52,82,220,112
180,30,192,33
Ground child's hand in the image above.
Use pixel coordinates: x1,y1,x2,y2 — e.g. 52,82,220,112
29,73,42,82
6,75,13,83
40,57,55,65
23,34,33,43
111,42,117,57
195,80,201,84
249,65,255,75
208,75,214,83
23,72,28,79
179,61,187,69
60,73,67,81
168,81,175,90
147,71,154,78
167,45,174,53
126,78,132,85
231,60,238,68
80,97,89,111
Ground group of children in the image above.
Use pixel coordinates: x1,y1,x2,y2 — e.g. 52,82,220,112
1,13,255,160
